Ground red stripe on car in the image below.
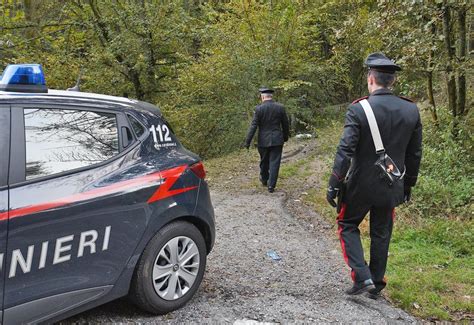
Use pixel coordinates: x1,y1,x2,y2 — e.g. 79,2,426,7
147,165,197,204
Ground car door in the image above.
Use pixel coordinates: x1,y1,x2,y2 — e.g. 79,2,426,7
0,105,11,321
3,103,155,323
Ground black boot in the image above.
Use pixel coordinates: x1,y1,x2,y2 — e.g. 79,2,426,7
259,176,268,186
268,187,275,193
345,279,376,295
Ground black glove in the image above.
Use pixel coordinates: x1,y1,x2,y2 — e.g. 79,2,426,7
327,173,342,208
404,186,412,203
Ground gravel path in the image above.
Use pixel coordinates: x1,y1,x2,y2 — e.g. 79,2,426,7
65,188,416,324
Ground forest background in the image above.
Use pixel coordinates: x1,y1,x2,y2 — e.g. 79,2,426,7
1,0,472,321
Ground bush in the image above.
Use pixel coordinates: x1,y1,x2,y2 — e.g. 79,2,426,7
403,109,473,219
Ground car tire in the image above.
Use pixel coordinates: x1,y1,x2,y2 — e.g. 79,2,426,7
129,221,207,314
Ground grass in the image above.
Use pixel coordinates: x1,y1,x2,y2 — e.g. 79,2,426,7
204,146,260,190
386,218,473,321
279,156,313,180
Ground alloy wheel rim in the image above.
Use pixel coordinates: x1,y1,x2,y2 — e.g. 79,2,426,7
152,236,200,301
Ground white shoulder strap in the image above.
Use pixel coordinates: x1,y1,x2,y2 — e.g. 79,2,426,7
359,99,385,154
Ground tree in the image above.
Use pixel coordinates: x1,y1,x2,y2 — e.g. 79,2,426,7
456,4,468,116
1,0,471,157
442,2,457,124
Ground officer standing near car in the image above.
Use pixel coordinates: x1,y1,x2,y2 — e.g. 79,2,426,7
326,53,422,297
245,87,290,193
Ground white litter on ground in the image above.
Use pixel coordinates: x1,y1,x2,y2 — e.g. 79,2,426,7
295,133,313,139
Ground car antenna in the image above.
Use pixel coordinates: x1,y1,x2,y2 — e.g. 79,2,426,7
67,68,83,92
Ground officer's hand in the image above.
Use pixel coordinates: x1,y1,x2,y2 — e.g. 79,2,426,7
404,186,412,203
240,142,250,150
327,173,342,208
326,186,339,207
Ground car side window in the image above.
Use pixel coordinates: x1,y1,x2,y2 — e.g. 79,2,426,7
24,108,119,180
127,114,146,138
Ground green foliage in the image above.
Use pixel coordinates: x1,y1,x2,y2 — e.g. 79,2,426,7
401,109,473,219
1,1,199,101
1,0,472,211
163,1,351,156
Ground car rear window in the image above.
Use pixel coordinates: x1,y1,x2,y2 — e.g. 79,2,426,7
24,108,119,180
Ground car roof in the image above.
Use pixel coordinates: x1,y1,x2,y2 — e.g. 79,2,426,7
0,89,135,104
0,89,162,115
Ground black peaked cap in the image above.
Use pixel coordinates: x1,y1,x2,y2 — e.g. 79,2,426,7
365,52,401,72
259,87,274,94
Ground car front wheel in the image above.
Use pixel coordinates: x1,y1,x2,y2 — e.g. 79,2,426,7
129,221,207,314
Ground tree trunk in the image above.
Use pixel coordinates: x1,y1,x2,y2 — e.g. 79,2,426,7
321,33,332,59
23,0,36,38
469,7,474,54
130,69,145,100
442,3,457,134
427,72,438,124
457,6,467,116
427,23,438,125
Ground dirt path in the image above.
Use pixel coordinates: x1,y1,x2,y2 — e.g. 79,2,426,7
65,141,416,323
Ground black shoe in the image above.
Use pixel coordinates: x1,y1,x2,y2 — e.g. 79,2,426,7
367,291,381,300
345,279,376,295
367,286,383,299
268,187,275,193
259,176,268,187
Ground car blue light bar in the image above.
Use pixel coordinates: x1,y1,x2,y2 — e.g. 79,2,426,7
0,64,48,93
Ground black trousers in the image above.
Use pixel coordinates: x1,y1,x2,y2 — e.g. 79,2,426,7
337,203,394,289
258,145,283,189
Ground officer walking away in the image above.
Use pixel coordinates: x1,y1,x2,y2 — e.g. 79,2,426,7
245,87,290,193
326,53,422,297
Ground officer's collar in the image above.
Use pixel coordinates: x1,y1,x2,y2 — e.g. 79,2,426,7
370,88,393,96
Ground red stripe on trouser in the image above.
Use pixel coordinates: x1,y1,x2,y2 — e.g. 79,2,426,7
337,204,348,263
337,204,356,281
391,208,396,222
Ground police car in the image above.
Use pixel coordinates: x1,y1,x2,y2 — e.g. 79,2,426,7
0,64,215,323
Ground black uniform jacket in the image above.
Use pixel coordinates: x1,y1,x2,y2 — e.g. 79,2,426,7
332,89,422,208
245,100,290,148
